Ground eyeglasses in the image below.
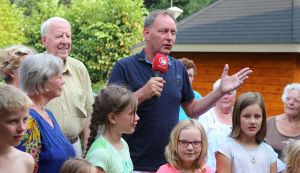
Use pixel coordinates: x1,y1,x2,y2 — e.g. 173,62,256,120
178,140,202,148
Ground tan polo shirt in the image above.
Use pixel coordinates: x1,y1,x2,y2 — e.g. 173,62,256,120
46,56,93,138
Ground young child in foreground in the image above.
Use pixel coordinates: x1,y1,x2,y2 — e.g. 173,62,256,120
85,85,139,173
285,140,300,173
216,92,277,173
156,119,213,173
0,85,34,173
60,158,98,173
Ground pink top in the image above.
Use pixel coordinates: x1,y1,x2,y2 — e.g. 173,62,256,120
156,163,214,173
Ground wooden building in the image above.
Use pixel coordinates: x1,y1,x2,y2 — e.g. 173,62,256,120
132,0,300,116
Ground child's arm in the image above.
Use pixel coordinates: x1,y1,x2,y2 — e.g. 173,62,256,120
270,161,277,173
216,152,232,173
24,154,35,173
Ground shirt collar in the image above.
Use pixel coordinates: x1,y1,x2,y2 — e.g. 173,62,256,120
138,49,173,65
43,51,71,74
62,57,70,74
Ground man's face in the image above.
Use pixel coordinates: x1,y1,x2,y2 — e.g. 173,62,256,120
42,21,71,61
144,14,176,57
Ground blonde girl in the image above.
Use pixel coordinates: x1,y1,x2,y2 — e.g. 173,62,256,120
157,119,213,173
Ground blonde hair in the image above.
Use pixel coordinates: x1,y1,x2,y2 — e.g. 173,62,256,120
286,140,300,173
0,84,32,115
60,158,96,173
0,45,36,83
165,119,208,172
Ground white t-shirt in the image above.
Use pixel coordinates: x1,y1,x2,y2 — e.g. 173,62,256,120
218,138,277,173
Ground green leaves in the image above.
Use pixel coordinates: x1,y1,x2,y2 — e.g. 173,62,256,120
0,0,27,48
65,0,146,83
22,0,65,52
2,0,146,85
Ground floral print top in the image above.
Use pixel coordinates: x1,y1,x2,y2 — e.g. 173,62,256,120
19,116,41,173
16,109,75,173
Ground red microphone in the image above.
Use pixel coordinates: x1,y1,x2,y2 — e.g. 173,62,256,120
152,53,168,77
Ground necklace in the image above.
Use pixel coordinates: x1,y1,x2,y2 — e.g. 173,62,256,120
241,144,256,164
250,157,256,164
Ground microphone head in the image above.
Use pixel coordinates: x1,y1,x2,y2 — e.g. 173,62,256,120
152,53,168,73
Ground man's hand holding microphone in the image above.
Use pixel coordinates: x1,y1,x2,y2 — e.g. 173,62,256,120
134,53,169,104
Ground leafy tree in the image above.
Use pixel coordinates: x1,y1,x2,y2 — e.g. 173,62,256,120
11,0,69,16
22,0,65,52
0,0,27,48
6,0,146,84
10,0,40,16
65,0,147,83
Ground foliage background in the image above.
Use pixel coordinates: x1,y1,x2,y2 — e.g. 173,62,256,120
1,0,214,90
2,0,146,85
0,0,27,47
65,0,146,83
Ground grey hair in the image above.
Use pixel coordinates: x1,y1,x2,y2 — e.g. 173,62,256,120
282,83,300,102
213,78,236,94
144,9,176,28
41,17,71,36
18,53,63,95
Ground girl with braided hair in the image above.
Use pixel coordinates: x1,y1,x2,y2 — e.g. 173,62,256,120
85,85,139,173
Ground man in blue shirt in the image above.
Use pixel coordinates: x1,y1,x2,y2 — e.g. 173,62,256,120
108,9,252,172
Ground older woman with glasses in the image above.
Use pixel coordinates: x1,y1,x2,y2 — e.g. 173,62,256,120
0,45,36,86
156,119,213,173
16,53,75,173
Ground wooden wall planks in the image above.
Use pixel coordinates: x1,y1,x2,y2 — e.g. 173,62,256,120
171,52,299,116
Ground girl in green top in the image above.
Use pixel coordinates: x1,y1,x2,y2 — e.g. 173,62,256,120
85,85,139,173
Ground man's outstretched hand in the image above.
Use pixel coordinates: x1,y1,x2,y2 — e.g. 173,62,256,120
220,64,252,93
